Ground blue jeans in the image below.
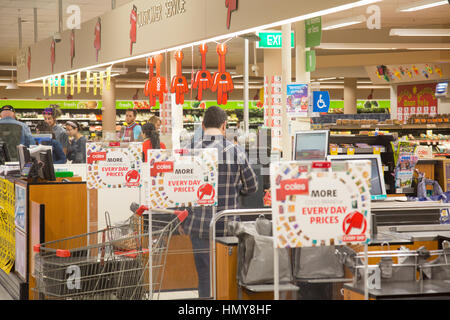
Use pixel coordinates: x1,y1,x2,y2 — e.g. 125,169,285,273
189,236,211,298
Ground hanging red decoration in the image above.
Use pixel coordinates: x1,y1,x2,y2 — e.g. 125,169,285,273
170,51,189,105
192,44,213,101
150,54,168,105
144,57,156,107
211,43,234,105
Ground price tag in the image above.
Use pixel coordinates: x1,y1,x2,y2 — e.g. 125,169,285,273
347,147,355,155
373,146,381,155
330,146,339,155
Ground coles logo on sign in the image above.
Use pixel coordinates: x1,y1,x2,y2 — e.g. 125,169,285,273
125,170,140,187
87,152,107,164
150,161,174,176
197,183,215,205
276,179,309,201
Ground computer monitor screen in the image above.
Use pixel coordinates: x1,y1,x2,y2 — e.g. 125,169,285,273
0,142,11,165
37,149,56,181
294,130,329,161
32,134,52,145
327,154,386,198
17,145,31,172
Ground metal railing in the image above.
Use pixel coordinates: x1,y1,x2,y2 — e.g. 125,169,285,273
208,208,272,300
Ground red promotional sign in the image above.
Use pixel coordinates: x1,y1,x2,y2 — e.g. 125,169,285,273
125,169,140,187
342,211,367,242
276,179,309,201
87,152,107,164
197,183,216,205
150,161,174,176
397,83,438,113
312,162,331,169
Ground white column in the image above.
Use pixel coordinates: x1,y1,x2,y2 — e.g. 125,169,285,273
295,22,310,83
243,39,250,136
281,23,292,161
344,78,357,114
390,85,397,119
293,22,311,134
170,52,183,149
102,78,117,141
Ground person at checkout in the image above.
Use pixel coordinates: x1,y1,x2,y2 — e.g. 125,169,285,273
0,105,35,147
35,122,67,164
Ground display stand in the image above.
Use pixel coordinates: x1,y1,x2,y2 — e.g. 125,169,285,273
146,148,218,299
270,160,372,300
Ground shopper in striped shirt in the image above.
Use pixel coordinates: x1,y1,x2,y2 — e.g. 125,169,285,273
181,106,258,298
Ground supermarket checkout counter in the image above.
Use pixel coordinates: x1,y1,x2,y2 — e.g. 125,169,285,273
344,200,450,300
215,200,450,300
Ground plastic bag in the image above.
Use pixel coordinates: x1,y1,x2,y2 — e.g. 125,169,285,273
229,220,292,285
293,246,344,279
417,172,445,199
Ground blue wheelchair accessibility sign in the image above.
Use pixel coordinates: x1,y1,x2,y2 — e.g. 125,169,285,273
313,91,330,113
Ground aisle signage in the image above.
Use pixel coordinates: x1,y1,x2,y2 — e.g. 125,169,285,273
146,149,218,208
256,31,295,49
286,83,309,117
86,142,143,189
1,99,260,110
305,50,316,72
312,91,330,113
305,17,322,48
271,160,371,248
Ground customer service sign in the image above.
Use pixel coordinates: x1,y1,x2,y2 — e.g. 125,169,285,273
146,149,218,208
271,161,371,248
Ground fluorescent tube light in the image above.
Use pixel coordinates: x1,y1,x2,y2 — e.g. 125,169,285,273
390,29,450,37
322,15,366,30
397,0,448,12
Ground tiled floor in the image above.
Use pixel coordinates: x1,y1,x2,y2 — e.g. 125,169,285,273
0,284,198,300
0,285,13,300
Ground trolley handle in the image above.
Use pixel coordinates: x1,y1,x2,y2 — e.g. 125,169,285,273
130,203,188,223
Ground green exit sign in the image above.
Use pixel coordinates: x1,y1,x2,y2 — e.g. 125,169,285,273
256,31,295,49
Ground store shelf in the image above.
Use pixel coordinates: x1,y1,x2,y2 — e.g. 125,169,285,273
323,123,450,130
410,140,450,145
333,147,386,154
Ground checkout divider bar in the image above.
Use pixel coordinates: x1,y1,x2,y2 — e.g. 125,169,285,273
209,208,272,300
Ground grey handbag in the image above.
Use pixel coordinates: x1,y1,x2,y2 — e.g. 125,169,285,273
293,246,344,279
229,220,292,285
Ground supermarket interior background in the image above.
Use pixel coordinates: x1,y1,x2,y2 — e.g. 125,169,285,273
0,0,450,302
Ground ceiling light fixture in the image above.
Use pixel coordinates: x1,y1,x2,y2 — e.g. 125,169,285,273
397,0,448,12
24,0,382,84
322,15,367,30
390,29,450,37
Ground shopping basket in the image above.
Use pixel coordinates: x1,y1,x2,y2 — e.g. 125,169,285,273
33,205,188,300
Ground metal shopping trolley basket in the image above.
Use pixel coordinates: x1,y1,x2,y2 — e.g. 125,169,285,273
33,204,188,300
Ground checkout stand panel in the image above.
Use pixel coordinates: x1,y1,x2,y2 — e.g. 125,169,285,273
0,176,87,300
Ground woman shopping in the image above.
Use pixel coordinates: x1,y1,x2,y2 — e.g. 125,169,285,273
142,122,166,162
65,120,87,163
35,122,67,164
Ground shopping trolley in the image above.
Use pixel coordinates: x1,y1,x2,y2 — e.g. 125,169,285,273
33,205,188,300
